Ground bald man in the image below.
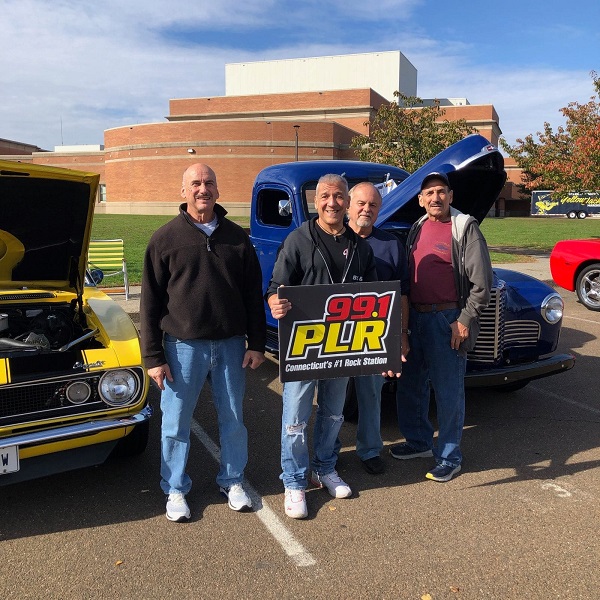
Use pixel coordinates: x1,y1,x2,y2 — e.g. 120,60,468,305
141,163,266,522
345,182,410,474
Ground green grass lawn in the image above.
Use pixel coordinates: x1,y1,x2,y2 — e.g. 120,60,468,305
90,214,598,286
481,216,599,250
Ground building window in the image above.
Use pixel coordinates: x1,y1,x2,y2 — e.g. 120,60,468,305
99,184,106,203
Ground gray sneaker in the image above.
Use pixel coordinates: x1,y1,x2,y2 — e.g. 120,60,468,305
310,470,352,498
220,483,252,511
166,492,191,522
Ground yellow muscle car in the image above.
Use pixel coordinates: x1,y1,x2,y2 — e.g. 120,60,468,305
0,161,150,484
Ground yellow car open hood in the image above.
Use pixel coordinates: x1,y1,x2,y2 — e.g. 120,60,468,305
0,161,100,294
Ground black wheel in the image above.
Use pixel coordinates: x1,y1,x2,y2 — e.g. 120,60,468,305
566,211,577,219
111,420,150,458
343,377,358,421
575,263,600,311
577,211,587,219
494,380,530,393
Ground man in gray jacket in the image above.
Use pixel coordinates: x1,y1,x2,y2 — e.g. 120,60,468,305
390,172,492,482
266,174,377,519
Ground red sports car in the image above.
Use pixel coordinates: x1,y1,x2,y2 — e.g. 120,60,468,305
550,239,600,311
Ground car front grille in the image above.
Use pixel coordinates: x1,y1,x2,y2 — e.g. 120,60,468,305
468,286,505,364
0,374,105,427
467,283,542,365
503,320,541,346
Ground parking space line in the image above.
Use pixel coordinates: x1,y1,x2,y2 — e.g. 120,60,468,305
562,314,599,326
529,384,600,415
190,418,317,567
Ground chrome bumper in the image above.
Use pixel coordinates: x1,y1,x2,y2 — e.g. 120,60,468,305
1,405,153,447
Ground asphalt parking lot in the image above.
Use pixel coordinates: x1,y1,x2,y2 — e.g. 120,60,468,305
1,260,598,600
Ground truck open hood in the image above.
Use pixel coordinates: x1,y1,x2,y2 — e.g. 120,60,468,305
0,161,99,293
375,134,507,227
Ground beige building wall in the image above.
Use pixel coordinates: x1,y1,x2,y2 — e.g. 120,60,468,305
225,51,417,101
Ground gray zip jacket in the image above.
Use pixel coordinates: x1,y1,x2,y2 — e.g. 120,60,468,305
406,206,493,351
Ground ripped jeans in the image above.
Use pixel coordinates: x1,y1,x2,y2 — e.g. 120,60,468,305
280,377,348,490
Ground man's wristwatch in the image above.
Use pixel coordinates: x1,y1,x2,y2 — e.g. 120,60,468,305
401,328,411,334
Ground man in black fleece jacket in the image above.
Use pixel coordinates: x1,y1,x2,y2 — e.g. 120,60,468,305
141,163,266,522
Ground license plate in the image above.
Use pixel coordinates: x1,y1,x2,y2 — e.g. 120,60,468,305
0,445,19,474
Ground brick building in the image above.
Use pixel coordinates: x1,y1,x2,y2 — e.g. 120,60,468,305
1,51,524,216
0,138,44,155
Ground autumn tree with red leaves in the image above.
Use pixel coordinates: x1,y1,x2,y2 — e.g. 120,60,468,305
501,72,600,197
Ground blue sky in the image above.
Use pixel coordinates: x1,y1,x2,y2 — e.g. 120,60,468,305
1,0,598,152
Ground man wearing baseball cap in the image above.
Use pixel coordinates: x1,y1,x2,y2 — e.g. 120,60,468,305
390,172,493,481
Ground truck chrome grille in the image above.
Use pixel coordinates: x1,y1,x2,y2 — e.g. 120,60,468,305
468,283,541,364
504,321,540,346
468,286,504,363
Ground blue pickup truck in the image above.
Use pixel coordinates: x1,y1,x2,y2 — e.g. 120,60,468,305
250,134,575,396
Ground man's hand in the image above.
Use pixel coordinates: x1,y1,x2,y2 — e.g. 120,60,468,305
380,331,410,378
148,363,173,391
401,330,410,362
382,369,402,378
450,320,469,350
268,286,291,320
242,350,265,370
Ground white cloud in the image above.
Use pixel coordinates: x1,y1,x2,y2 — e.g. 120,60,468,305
0,0,594,153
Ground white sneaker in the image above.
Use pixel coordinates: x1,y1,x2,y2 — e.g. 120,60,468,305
220,483,252,511
310,470,352,498
166,492,191,522
284,488,308,519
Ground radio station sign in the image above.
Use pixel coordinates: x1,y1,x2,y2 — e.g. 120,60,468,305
277,281,402,382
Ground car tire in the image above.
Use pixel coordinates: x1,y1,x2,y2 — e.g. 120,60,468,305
575,263,600,311
112,420,150,458
577,211,587,219
566,211,577,219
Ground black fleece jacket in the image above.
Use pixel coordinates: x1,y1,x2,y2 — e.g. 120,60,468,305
140,203,266,369
265,218,377,298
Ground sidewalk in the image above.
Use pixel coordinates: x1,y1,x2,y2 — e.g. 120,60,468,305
106,255,553,315
492,255,552,283
100,286,141,315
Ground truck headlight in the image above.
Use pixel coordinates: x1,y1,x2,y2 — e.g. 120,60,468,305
99,369,139,407
541,293,564,324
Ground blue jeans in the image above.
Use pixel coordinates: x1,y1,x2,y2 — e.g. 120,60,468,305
355,375,385,460
160,334,248,495
281,377,348,490
395,308,466,468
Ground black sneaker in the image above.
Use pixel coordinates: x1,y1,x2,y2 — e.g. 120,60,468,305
389,443,433,460
426,464,461,482
361,456,385,474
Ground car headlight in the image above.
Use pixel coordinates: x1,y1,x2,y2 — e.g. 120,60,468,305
541,293,564,324
99,369,140,407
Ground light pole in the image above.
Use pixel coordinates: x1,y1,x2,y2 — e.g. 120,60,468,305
293,125,300,161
